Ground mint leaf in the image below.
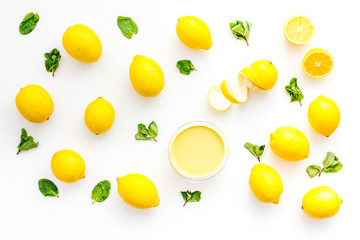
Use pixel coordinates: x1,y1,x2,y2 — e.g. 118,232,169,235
148,121,158,138
176,60,196,75
17,128,39,154
230,20,251,45
19,12,39,35
138,124,149,135
91,180,111,204
38,179,59,197
181,190,201,206
244,142,265,161
44,48,61,77
285,78,304,106
323,161,343,173
117,16,138,39
306,165,321,178
322,152,336,168
135,133,152,140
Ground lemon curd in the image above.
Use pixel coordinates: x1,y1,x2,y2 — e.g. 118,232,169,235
169,122,228,181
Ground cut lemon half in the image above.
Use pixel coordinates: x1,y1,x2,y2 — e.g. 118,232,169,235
303,48,334,79
284,15,314,45
220,79,248,104
208,86,232,111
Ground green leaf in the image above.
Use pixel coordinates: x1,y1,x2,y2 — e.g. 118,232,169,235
322,152,337,168
181,190,201,206
176,60,196,75
285,78,304,105
91,180,111,204
38,179,59,197
19,12,40,35
17,128,39,154
148,121,158,138
138,124,149,135
230,20,251,45
135,133,152,140
244,142,265,160
44,48,61,77
306,165,321,178
324,161,343,173
117,16,138,39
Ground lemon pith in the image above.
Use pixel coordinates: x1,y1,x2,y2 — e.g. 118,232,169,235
117,173,160,209
208,86,232,111
84,97,115,135
15,84,54,123
51,150,85,183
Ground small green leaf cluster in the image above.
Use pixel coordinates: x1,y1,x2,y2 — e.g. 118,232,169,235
19,12,40,35
181,190,201,206
44,48,61,77
176,60,196,75
230,20,252,45
135,121,158,141
17,128,39,154
244,142,265,161
306,152,343,178
285,78,304,106
117,16,138,39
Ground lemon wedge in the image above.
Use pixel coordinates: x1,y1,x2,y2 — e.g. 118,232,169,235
208,86,232,111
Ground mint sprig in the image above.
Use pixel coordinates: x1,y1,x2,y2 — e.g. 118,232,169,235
181,190,201,206
244,142,265,162
230,20,252,45
306,152,343,178
44,48,61,77
285,78,304,106
135,121,158,142
176,60,196,75
17,128,39,155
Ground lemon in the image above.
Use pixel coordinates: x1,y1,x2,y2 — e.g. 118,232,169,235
84,97,115,135
176,16,213,50
15,84,54,123
284,15,314,45
129,55,165,97
116,173,160,209
302,186,342,219
208,86,232,111
303,48,334,79
240,60,278,91
249,163,283,204
51,150,85,183
270,126,310,161
308,95,340,137
62,24,102,63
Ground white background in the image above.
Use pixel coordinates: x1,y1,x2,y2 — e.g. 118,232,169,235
0,0,358,239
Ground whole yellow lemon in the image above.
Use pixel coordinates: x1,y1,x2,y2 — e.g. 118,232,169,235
129,55,165,97
117,173,160,209
240,60,278,91
308,95,340,137
249,163,283,204
15,84,54,123
302,186,342,219
270,126,310,161
62,24,102,63
84,97,115,135
51,150,85,183
176,16,213,50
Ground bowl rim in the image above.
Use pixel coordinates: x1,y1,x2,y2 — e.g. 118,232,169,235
168,120,229,182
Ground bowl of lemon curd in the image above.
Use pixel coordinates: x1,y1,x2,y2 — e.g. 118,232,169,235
168,121,229,181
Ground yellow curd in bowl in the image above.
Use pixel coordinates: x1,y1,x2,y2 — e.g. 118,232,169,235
168,121,228,181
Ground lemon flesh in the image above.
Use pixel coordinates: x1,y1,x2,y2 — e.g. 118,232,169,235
15,84,54,123
117,173,160,209
51,150,85,183
62,24,102,63
303,48,334,79
270,126,310,161
249,163,283,204
308,95,340,137
208,86,232,111
129,55,165,97
176,16,213,50
84,97,115,135
284,15,314,45
302,186,342,219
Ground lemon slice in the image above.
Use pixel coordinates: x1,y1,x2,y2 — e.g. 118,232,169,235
303,48,334,79
220,78,248,104
284,15,314,45
208,86,232,111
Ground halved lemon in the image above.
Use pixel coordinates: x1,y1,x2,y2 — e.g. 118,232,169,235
208,86,232,111
303,48,334,79
284,15,314,45
220,79,248,104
